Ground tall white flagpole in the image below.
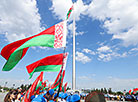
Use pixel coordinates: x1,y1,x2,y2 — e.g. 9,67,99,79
72,4,76,91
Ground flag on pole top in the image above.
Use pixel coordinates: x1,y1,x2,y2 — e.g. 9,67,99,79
66,5,73,20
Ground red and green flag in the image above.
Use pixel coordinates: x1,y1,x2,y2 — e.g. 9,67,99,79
22,72,43,102
50,53,68,90
129,89,132,95
51,71,63,89
41,80,48,91
1,21,67,71
26,53,68,78
35,75,43,94
62,82,68,93
48,83,51,88
42,80,48,87
66,5,73,20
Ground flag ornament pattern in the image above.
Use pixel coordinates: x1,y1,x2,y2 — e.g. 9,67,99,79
54,21,67,48
66,5,73,20
26,53,68,78
1,21,67,71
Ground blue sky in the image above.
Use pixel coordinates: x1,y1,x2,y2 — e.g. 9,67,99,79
0,0,138,91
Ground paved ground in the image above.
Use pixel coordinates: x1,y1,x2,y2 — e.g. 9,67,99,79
0,92,7,102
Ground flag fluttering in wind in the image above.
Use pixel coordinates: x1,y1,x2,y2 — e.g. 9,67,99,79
66,5,73,20
129,89,132,95
42,80,48,87
26,53,68,78
1,21,67,71
51,69,64,90
22,72,43,102
62,82,68,93
51,53,68,90
129,88,138,95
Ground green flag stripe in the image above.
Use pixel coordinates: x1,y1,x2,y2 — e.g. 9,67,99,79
35,65,62,72
53,85,59,90
35,81,42,91
67,9,72,19
29,65,62,78
2,49,24,71
52,74,63,89
17,35,55,51
2,35,55,71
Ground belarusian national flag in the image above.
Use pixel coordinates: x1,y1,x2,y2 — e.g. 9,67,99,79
66,5,73,19
129,89,133,95
51,72,63,89
26,53,68,78
42,80,48,87
35,76,43,94
62,82,68,93
51,53,68,90
1,21,67,71
22,72,43,102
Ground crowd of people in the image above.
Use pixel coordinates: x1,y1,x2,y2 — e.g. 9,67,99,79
105,93,138,101
4,87,106,102
4,87,138,102
4,88,24,102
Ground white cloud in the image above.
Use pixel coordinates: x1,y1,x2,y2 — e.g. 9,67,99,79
97,46,112,53
104,77,138,91
76,51,91,64
87,0,138,46
78,46,129,62
130,47,138,52
96,45,129,61
92,74,96,77
31,46,37,50
67,22,85,38
79,46,136,62
50,0,88,38
97,51,128,62
128,47,138,56
82,48,95,55
50,0,88,21
121,52,128,58
98,52,118,62
38,46,50,50
78,75,92,80
50,0,138,46
73,0,89,21
76,31,84,36
50,0,73,20
0,0,43,42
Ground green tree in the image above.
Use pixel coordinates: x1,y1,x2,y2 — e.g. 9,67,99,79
104,88,108,94
108,88,112,94
20,84,24,89
101,88,104,93
116,91,123,95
